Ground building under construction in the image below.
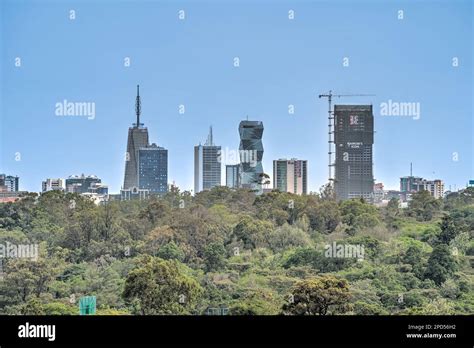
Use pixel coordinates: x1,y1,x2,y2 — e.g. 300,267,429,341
334,105,374,201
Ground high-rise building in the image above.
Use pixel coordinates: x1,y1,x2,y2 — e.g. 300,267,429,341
138,143,168,194
194,127,221,193
122,85,168,197
273,159,308,195
226,164,240,189
123,85,150,190
238,120,264,193
334,105,374,201
0,174,19,192
42,178,65,192
66,174,102,193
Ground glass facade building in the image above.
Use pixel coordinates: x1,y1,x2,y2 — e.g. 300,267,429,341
273,159,307,195
238,120,264,193
194,127,221,193
124,127,149,190
0,174,19,192
138,144,168,194
225,164,240,188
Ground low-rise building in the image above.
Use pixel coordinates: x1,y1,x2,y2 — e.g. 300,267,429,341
42,178,65,192
0,174,19,192
66,174,102,194
400,176,444,200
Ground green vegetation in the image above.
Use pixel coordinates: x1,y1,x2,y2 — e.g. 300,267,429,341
0,186,473,315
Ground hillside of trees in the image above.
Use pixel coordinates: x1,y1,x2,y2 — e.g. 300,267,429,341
0,185,473,315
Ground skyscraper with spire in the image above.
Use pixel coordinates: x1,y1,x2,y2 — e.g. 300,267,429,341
194,126,221,193
123,85,150,190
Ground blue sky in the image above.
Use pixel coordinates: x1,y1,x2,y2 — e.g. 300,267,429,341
1,0,472,193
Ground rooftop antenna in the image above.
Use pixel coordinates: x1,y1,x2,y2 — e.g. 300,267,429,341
135,85,142,127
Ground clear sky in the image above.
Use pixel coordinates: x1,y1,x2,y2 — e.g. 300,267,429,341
1,0,472,193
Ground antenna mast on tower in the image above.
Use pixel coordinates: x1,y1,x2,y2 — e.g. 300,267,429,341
135,85,142,127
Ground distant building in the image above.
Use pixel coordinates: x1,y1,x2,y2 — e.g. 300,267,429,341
400,176,424,193
0,174,7,192
373,182,384,202
123,85,150,190
81,192,108,205
334,105,374,201
226,164,240,189
385,190,403,201
89,182,109,195
66,174,102,194
374,182,384,191
273,159,308,195
418,179,444,199
138,143,168,194
194,127,221,193
400,176,444,199
123,85,167,196
107,193,122,202
120,187,149,200
239,120,264,193
42,178,65,192
0,174,19,192
0,190,28,203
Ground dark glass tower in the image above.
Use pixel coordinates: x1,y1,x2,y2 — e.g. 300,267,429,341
123,85,149,190
138,144,168,194
238,120,264,192
334,105,374,201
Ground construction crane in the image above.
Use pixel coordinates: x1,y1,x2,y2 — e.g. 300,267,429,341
318,91,375,184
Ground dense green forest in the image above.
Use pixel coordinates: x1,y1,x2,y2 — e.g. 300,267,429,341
0,185,473,315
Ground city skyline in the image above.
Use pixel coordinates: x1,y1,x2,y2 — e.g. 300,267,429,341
0,84,470,195
1,0,472,193
1,86,471,194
